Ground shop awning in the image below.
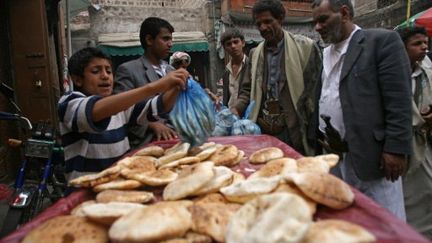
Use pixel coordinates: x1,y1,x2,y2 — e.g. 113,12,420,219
97,32,209,56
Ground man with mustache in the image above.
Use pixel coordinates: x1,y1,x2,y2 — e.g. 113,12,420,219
397,26,432,239
114,17,178,148
311,0,412,220
231,0,322,155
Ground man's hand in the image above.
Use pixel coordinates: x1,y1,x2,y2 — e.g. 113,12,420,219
380,152,407,182
149,122,178,141
204,88,222,111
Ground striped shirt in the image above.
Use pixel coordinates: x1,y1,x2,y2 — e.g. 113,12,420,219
58,91,163,180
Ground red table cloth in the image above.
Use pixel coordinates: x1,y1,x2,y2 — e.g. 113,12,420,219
1,135,429,243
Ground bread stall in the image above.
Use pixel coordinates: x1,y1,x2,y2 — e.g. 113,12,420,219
1,135,429,243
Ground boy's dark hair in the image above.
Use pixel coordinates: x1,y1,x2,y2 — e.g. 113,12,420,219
252,0,285,20
139,17,174,50
220,28,245,47
396,26,428,44
312,0,354,18
68,47,112,78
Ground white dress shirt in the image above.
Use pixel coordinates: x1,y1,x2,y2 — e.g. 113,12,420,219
319,25,361,138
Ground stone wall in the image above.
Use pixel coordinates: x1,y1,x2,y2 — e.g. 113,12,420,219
353,0,432,29
89,0,209,39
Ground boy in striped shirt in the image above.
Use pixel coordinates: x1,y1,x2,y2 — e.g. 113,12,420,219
58,47,188,181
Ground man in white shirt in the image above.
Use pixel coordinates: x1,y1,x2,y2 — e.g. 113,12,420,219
312,0,412,220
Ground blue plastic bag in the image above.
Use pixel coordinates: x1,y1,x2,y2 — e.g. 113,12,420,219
211,101,261,136
231,101,261,135
170,78,216,147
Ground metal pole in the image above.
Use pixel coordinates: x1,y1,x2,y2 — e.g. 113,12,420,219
406,0,411,21
66,0,72,57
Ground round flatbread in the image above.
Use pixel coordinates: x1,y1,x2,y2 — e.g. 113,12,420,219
122,168,178,186
81,202,146,225
286,172,354,209
134,145,165,157
209,145,239,166
96,190,154,203
302,219,375,243
109,201,193,242
296,157,330,173
22,215,108,243
163,162,215,200
249,147,284,164
249,157,297,179
226,192,312,243
93,179,142,192
220,176,282,203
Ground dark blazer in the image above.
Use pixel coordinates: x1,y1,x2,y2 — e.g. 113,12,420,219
313,29,413,180
222,55,250,107
113,56,175,147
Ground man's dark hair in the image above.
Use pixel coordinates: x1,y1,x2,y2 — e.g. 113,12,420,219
312,0,355,18
396,26,428,44
220,28,245,47
252,0,286,20
68,47,112,77
139,17,174,50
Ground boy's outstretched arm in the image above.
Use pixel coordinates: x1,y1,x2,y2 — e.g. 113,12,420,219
92,69,188,122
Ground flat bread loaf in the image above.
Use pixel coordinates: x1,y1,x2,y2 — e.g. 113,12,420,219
190,203,241,242
93,179,142,192
209,145,239,166
249,158,297,179
226,192,312,243
118,156,156,172
81,202,146,225
193,166,234,196
163,162,215,200
96,189,154,203
286,172,354,209
157,143,190,167
121,168,178,186
296,157,330,173
302,219,375,243
22,215,108,243
134,145,165,157
220,176,281,203
70,200,96,217
69,166,120,187
109,201,193,242
315,154,340,168
249,147,284,164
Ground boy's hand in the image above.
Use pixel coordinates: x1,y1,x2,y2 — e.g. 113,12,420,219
162,69,189,90
149,122,178,141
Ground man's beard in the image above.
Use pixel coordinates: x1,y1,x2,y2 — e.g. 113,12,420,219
323,22,343,44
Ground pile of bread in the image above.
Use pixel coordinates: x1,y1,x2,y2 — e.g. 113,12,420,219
22,143,376,243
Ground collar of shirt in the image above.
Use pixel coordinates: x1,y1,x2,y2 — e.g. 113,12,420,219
323,25,361,76
152,60,169,78
226,54,246,75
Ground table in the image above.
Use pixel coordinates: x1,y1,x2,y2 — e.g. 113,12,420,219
1,135,429,243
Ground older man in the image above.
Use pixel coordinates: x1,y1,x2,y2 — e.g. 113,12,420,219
312,0,412,220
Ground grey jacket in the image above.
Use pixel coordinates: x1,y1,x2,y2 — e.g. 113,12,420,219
313,29,413,180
